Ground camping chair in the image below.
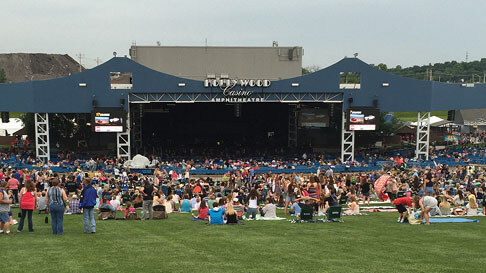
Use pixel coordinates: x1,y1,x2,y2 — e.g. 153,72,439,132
339,195,348,205
326,206,343,222
299,206,315,222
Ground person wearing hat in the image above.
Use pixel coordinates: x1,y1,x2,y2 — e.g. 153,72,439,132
68,195,81,214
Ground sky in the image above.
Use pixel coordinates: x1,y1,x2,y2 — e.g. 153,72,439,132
2,0,486,69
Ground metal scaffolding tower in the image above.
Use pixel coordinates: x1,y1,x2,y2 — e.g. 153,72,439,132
35,113,50,162
341,111,354,162
288,105,298,148
415,112,430,161
117,113,131,160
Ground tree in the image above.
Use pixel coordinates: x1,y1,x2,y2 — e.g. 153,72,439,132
0,67,6,83
302,65,321,75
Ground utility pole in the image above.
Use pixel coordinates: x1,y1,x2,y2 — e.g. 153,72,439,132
76,53,84,72
466,51,469,62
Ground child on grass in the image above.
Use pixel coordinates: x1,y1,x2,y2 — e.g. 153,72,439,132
124,202,137,220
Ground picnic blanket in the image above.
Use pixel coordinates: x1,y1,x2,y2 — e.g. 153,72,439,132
342,213,368,216
428,218,479,223
359,206,395,209
362,208,398,212
432,214,486,217
245,216,286,221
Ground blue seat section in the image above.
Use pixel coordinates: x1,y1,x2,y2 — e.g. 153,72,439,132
1,146,484,175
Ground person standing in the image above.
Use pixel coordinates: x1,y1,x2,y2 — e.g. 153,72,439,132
46,179,68,235
142,180,155,220
8,175,19,204
0,181,13,235
17,180,36,232
80,179,97,234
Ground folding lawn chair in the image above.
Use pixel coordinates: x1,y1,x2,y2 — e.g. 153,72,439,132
326,206,343,222
299,206,315,223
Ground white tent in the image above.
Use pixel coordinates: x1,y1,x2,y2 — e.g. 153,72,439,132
410,116,445,127
124,154,152,169
0,118,24,136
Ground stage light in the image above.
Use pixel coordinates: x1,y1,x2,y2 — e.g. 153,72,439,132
291,83,300,87
178,83,186,87
79,83,87,87
382,83,389,87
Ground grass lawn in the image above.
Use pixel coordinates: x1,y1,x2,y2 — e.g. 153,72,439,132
3,208,484,273
393,111,448,122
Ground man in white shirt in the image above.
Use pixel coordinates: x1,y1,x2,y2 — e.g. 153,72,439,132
110,196,121,211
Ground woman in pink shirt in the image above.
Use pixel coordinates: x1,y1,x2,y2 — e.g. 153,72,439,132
8,176,19,204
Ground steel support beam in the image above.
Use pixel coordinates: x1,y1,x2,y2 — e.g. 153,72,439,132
341,111,354,163
35,113,50,162
128,92,344,103
415,112,430,161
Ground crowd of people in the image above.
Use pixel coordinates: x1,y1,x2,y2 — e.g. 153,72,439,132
0,146,485,235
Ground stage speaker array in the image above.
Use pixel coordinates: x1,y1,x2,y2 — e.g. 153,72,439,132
1,112,9,123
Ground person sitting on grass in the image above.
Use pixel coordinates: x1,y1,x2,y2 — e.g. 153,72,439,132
343,195,360,215
290,198,302,216
133,193,143,209
68,195,81,214
208,202,225,225
99,196,115,212
393,196,412,223
438,196,451,216
193,199,209,221
180,194,192,213
322,191,339,214
164,195,174,214
452,190,466,216
124,202,137,220
232,198,245,219
37,191,47,214
261,197,277,218
478,188,486,216
466,190,478,216
225,202,238,224
207,194,216,209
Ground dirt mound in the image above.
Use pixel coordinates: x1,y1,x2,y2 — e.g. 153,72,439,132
0,53,83,83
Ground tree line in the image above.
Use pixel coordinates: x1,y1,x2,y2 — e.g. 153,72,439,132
303,58,486,83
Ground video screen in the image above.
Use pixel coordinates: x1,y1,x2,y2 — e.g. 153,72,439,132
110,72,133,89
92,108,127,133
299,108,329,128
348,108,379,131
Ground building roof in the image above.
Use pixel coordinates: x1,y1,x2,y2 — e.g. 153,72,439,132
0,57,485,113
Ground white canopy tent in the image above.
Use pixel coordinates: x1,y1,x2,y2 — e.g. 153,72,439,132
0,118,24,136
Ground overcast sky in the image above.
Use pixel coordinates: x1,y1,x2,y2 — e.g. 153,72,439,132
3,0,485,68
